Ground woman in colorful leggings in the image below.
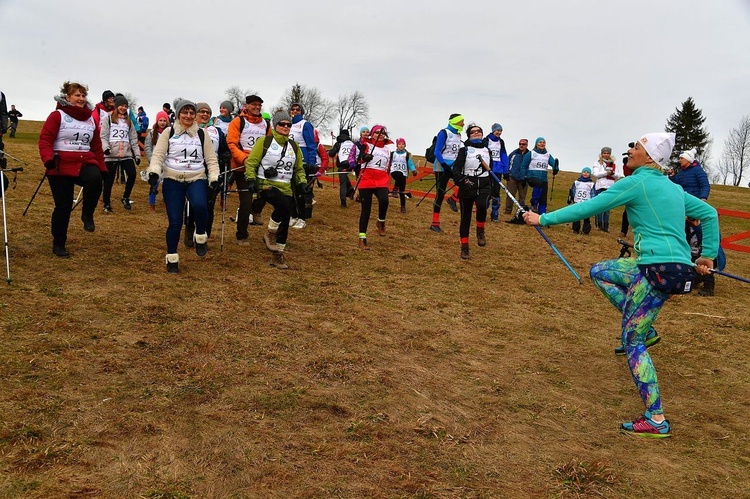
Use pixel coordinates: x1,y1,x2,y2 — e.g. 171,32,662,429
524,132,718,437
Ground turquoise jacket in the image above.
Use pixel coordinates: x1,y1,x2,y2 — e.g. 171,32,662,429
540,166,719,266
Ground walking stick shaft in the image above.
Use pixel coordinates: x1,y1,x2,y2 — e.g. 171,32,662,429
481,159,581,283
23,171,47,216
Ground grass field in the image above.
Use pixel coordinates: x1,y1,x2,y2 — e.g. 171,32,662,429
1,121,750,498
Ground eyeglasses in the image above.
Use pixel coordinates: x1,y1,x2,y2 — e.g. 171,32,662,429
197,110,211,114
290,107,301,111
469,129,483,134
277,122,292,128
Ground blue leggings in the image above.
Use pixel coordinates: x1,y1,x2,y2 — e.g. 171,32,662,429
590,258,669,415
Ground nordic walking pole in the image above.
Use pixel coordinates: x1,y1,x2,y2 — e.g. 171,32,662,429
479,156,582,284
549,158,558,206
1,170,11,283
71,186,84,211
23,171,47,216
710,269,750,284
415,179,438,207
220,169,228,252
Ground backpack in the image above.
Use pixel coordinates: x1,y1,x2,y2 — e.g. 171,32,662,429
237,116,271,151
424,129,446,164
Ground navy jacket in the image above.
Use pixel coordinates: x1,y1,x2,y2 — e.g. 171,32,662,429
671,161,710,200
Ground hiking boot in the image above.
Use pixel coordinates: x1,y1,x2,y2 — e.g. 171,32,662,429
184,226,195,248
491,217,499,222
166,253,179,273
620,411,671,438
270,251,289,269
103,204,113,214
460,243,470,260
53,245,70,258
477,227,486,247
615,328,660,356
236,238,251,246
377,220,386,236
358,238,369,250
194,233,208,257
446,197,458,212
81,215,95,233
429,225,442,233
250,211,264,225
291,219,307,229
400,206,406,214
121,197,132,210
698,279,715,296
263,230,278,252
341,201,347,208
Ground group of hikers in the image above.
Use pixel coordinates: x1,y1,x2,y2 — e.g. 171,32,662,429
31,80,723,439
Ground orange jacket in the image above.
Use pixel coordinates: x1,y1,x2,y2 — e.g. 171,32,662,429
226,112,271,170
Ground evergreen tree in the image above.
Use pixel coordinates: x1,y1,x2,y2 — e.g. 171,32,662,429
664,97,710,163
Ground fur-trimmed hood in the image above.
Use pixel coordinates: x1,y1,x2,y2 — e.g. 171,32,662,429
54,94,95,121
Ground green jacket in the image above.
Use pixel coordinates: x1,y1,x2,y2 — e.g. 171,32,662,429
244,130,306,197
540,166,719,266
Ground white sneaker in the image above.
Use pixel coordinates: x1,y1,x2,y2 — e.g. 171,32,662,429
289,218,299,227
292,219,307,229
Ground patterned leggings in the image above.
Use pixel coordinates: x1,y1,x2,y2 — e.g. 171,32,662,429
590,259,669,415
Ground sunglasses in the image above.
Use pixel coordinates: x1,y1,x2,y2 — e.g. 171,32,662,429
277,122,292,128
197,110,211,114
290,107,301,111
519,143,528,146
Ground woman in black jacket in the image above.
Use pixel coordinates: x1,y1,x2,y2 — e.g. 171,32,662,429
451,124,493,260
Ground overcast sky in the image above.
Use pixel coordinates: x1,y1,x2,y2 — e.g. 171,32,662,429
2,0,749,179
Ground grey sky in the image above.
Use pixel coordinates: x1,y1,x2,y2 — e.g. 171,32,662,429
2,0,749,179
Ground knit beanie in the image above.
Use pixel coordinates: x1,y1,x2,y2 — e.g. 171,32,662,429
272,110,290,127
638,133,676,168
176,99,196,115
601,146,612,154
396,138,406,146
582,167,592,174
220,100,234,113
114,95,128,107
535,137,546,146
102,90,114,102
155,111,170,124
491,123,503,132
360,126,370,134
196,102,212,115
679,148,697,163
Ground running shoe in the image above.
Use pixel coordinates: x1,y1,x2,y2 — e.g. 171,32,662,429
620,411,671,438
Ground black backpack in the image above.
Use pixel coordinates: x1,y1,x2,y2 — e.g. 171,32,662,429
424,129,446,164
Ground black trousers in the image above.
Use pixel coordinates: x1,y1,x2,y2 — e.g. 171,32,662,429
358,187,389,234
103,158,136,205
233,174,253,240
260,187,293,245
47,164,102,247
459,191,490,239
432,171,452,213
572,218,592,234
339,171,353,204
391,171,407,207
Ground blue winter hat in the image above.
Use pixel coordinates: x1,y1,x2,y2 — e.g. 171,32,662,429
491,123,503,132
582,167,592,174
535,137,545,146
359,126,370,134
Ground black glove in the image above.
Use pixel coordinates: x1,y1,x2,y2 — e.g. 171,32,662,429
44,160,56,170
104,148,111,156
441,163,452,175
553,170,559,177
502,173,509,181
246,180,257,194
209,180,219,192
134,156,141,166
148,173,159,188
462,177,475,188
362,153,373,163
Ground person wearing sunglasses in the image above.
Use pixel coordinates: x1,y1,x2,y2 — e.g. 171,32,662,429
505,139,531,220
226,95,271,244
450,124,493,259
355,124,393,249
244,111,306,269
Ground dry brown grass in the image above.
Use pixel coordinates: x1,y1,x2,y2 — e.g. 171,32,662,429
1,121,750,498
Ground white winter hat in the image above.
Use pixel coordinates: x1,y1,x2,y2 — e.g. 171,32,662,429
679,148,697,163
638,133,675,168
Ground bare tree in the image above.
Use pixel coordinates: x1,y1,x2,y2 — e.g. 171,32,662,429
278,83,335,130
335,91,369,134
719,116,750,187
224,86,258,116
